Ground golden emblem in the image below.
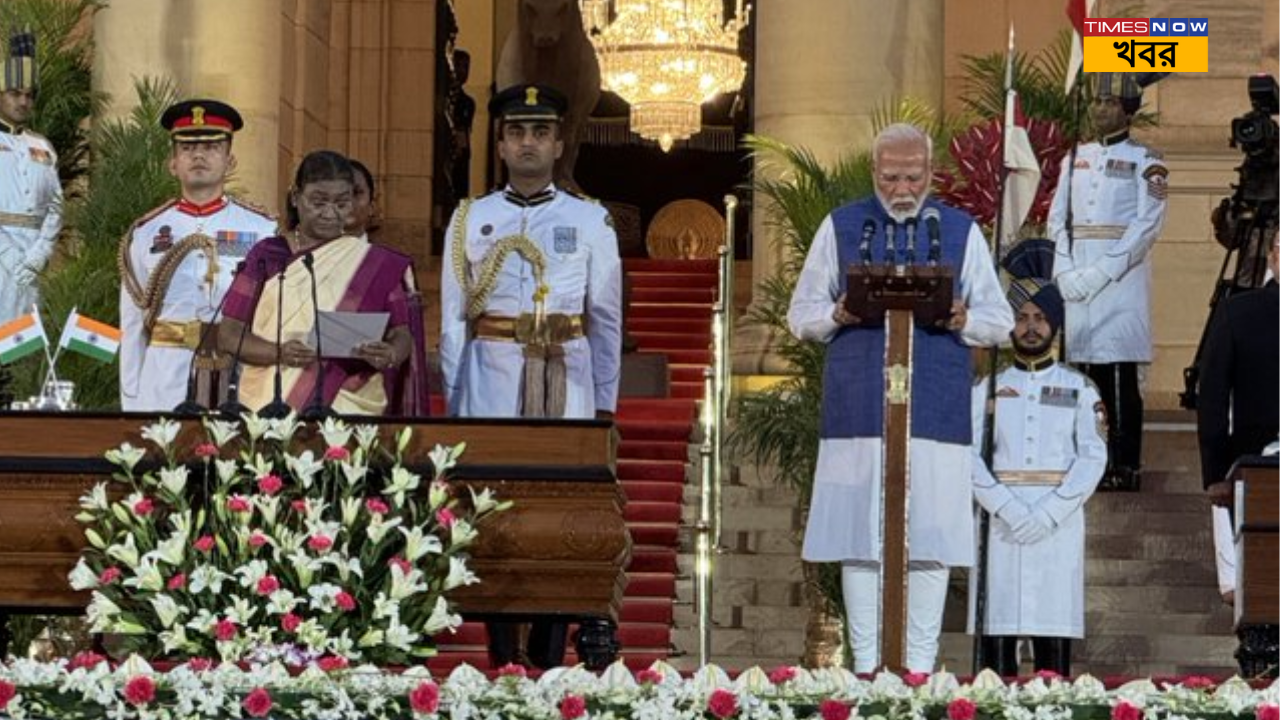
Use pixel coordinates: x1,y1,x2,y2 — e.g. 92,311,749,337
886,364,910,405
524,87,539,106
191,106,206,126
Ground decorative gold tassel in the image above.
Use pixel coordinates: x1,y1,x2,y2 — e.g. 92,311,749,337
544,343,567,418
521,343,548,418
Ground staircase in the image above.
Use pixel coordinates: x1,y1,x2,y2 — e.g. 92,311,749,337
939,416,1240,677
428,258,719,672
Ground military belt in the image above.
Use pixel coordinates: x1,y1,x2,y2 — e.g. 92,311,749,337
150,319,205,349
996,470,1066,486
0,211,42,230
473,313,585,344
1072,225,1126,240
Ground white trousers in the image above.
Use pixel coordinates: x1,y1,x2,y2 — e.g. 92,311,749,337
842,560,949,673
1212,506,1236,596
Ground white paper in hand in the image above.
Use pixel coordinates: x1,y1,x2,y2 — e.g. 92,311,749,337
314,311,390,358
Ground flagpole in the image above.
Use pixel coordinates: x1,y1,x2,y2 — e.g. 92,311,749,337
972,23,1017,676
34,304,61,404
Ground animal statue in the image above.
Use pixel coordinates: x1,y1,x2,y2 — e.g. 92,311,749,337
496,0,601,191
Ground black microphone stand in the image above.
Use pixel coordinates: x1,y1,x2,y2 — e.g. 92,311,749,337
300,252,334,421
219,259,268,419
258,270,293,419
172,261,244,416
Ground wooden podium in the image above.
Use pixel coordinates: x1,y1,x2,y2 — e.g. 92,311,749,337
0,412,631,667
844,263,953,671
1230,455,1279,677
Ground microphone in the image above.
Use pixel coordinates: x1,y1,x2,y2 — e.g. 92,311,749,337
258,268,292,419
903,217,918,265
172,261,245,416
300,252,333,421
883,219,898,266
923,207,942,265
858,219,875,265
219,258,266,419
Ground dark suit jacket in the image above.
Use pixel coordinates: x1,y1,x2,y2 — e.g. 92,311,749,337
1197,281,1280,489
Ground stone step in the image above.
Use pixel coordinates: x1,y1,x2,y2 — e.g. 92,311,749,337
1084,558,1219,587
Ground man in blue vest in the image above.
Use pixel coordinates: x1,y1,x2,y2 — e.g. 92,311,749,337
788,123,1013,673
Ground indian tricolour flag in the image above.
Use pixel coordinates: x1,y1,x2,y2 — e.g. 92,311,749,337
0,312,48,364
59,311,122,363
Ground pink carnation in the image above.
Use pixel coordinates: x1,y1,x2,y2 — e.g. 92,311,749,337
903,672,929,688
281,613,302,633
559,693,587,719
214,618,238,642
123,676,155,706
67,651,107,671
1112,701,1142,720
317,655,349,672
947,697,977,720
388,556,413,575
1035,669,1061,680
194,535,215,553
291,499,309,513
248,531,269,548
635,668,663,685
227,495,252,513
335,591,357,612
365,497,390,515
1258,705,1280,720
98,567,122,585
186,658,213,672
256,474,283,496
1183,676,1215,690
132,497,155,516
193,442,218,458
256,575,280,596
308,535,333,552
436,508,457,528
243,687,273,718
167,573,187,591
324,445,350,461
409,681,440,714
0,681,12,711
768,665,798,684
820,699,853,720
497,663,527,678
708,688,739,719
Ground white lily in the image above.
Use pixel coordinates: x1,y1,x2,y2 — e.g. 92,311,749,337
422,596,461,634
428,480,449,510
295,618,328,650
389,564,427,601
340,496,361,527
246,452,273,480
385,619,420,651
266,412,302,443
122,559,165,592
285,450,324,489
168,510,194,542
307,583,342,613
323,554,364,584
225,595,258,625
104,443,145,473
397,525,442,562
371,592,398,621
202,417,240,447
288,550,323,588
396,426,413,454
357,628,385,648
79,483,110,511
105,534,140,569
67,558,98,590
188,565,230,595
235,559,271,588
266,589,300,614
256,494,281,526
149,593,186,628
427,443,464,478
450,518,478,548
366,516,402,544
214,458,239,486
443,556,479,590
384,466,420,506
144,534,186,566
469,486,506,515
159,624,192,655
85,594,122,633
319,417,352,448
340,459,368,487
242,412,271,441
140,418,181,454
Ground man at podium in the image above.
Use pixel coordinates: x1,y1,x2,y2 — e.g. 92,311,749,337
788,123,1012,673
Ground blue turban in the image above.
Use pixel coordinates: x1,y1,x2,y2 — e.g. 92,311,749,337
1003,239,1064,333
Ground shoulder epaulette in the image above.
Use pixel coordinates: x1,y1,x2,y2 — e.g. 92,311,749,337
1144,146,1164,161
128,199,179,234
564,187,600,204
229,196,278,222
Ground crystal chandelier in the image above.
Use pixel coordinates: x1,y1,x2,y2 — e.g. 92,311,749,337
585,0,751,152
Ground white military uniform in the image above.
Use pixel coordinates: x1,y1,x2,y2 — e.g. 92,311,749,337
118,197,275,411
0,122,62,323
1047,134,1167,363
969,360,1107,638
440,184,622,418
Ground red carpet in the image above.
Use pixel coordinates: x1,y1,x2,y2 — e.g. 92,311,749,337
429,257,717,671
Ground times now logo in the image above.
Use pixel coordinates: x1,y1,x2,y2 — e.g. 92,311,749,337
1083,18,1208,36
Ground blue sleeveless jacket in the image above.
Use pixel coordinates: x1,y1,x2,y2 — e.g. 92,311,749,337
819,197,975,444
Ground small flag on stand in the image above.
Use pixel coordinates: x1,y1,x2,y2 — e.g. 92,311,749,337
0,311,47,364
58,311,121,363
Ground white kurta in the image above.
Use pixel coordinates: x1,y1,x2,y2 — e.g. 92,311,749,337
968,361,1107,637
790,211,1014,566
0,127,62,323
118,198,276,411
1047,137,1167,363
440,185,622,419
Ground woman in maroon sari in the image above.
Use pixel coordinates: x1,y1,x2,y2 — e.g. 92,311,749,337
218,151,429,416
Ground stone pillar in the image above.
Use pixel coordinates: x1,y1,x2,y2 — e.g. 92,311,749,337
736,0,944,373
93,0,282,213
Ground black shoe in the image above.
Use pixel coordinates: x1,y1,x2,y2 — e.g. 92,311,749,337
1098,467,1141,492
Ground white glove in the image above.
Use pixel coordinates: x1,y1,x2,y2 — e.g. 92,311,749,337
1055,270,1089,302
1078,265,1112,302
1012,507,1056,545
996,499,1033,536
14,263,38,287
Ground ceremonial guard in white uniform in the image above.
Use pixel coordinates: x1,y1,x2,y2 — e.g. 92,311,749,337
0,31,62,325
440,83,622,671
1048,72,1168,490
118,100,275,412
970,240,1108,677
